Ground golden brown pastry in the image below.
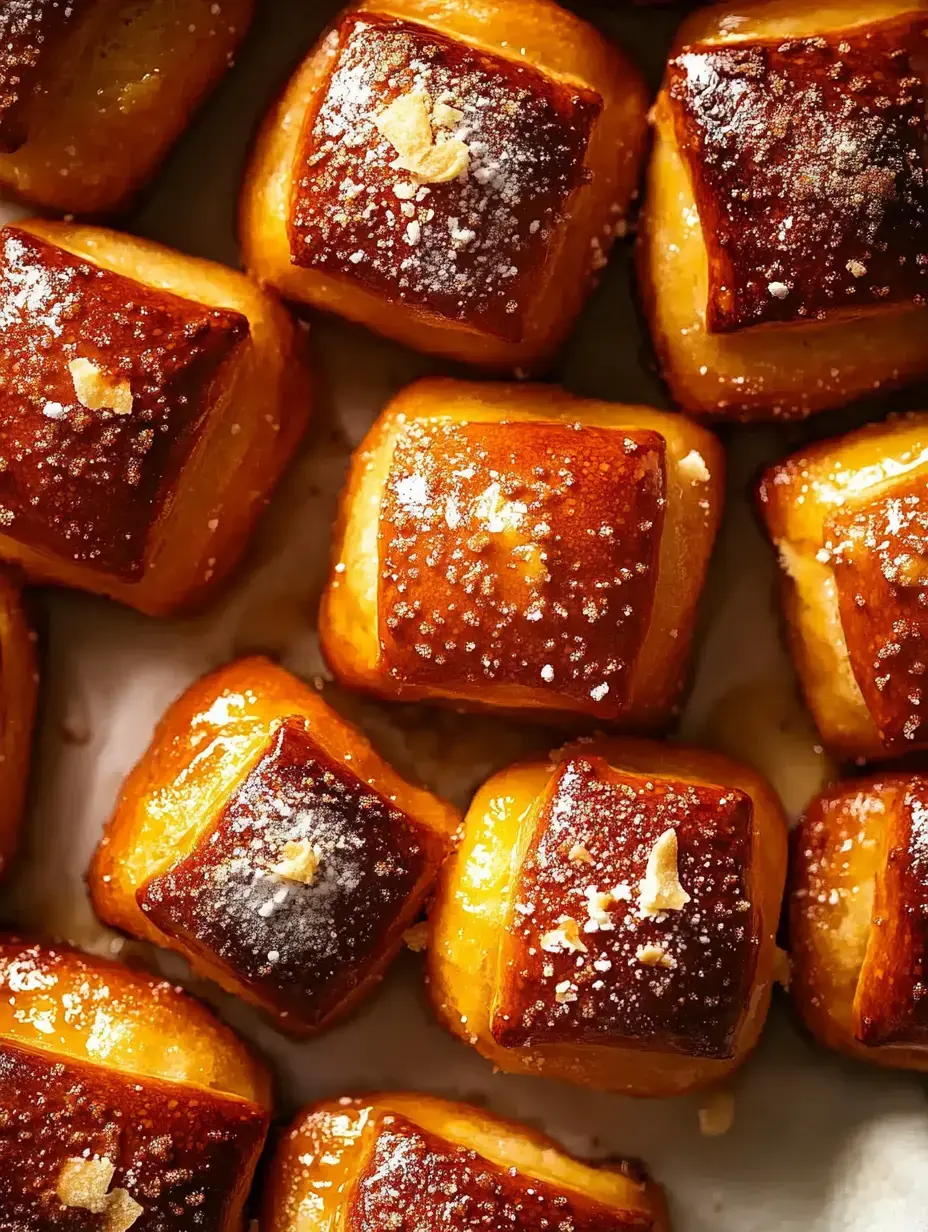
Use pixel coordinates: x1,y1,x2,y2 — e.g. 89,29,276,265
0,569,36,880
320,377,724,726
429,737,788,1096
241,0,649,369
639,0,928,421
0,935,270,1229
0,218,311,616
789,773,928,1072
90,656,459,1035
0,0,254,215
758,412,928,762
263,1092,669,1231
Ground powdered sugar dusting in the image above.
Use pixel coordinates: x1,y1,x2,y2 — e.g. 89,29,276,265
378,418,666,717
138,718,443,1029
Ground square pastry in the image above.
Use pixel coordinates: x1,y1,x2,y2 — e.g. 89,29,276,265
429,738,787,1096
321,378,724,726
0,938,270,1231
758,412,928,761
262,1094,666,1232
90,657,459,1035
241,0,649,368
0,220,311,615
0,0,254,214
640,0,928,419
790,772,928,1072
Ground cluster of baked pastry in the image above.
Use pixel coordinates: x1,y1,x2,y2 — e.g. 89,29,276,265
0,0,925,1228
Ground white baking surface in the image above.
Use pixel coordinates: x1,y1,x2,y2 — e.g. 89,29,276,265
2,4,927,1230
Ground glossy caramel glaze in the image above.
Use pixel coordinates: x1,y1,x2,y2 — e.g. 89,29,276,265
0,227,247,580
138,718,445,1030
262,1093,666,1231
827,487,928,751
492,756,757,1059
854,776,928,1046
0,1037,268,1230
0,0,88,152
378,419,665,718
0,938,271,1103
347,1112,652,1232
668,18,928,332
289,12,600,341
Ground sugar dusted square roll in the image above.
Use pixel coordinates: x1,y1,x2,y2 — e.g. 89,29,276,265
241,0,649,368
89,656,459,1035
321,377,724,727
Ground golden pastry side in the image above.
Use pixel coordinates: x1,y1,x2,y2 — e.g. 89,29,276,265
429,737,788,1097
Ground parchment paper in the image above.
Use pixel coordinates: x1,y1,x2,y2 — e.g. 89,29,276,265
3,4,927,1229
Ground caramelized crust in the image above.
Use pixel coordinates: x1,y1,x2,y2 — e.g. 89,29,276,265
321,378,724,727
492,756,756,1059
0,219,312,615
758,412,928,761
379,420,664,717
855,776,928,1046
290,12,600,343
0,570,36,879
0,0,254,215
90,657,458,1035
827,490,928,750
139,718,446,1030
789,774,928,1070
262,1094,667,1232
0,0,89,152
0,1038,268,1231
0,227,246,580
348,1113,650,1232
429,738,787,1096
668,20,928,333
241,0,649,369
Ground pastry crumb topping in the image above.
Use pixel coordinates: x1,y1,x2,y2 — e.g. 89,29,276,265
57,1157,115,1214
104,1189,144,1232
638,828,691,916
698,1090,735,1137
540,916,588,954
554,979,578,1004
636,941,676,969
270,839,322,885
679,449,710,483
403,921,430,952
568,842,594,865
68,357,133,415
57,1157,142,1229
375,89,469,184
